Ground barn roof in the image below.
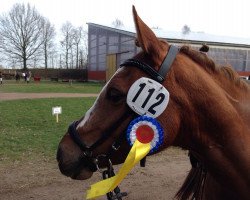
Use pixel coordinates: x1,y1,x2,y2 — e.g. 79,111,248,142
88,23,250,48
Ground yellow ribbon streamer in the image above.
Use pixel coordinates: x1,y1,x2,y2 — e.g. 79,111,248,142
86,140,151,199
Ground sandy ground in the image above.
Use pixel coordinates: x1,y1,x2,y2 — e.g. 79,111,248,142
0,149,190,200
0,92,98,101
0,93,191,200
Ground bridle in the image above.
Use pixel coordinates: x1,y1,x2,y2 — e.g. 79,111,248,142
68,45,179,167
67,45,179,199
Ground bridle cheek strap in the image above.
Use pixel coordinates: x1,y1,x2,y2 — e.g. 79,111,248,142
158,45,179,78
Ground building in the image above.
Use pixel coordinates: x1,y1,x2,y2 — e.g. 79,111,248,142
87,23,250,81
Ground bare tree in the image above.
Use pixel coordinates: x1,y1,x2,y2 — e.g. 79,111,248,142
0,3,45,70
72,27,83,68
49,46,58,68
60,22,74,69
112,18,124,28
41,18,56,69
182,24,191,35
70,44,74,68
81,30,88,68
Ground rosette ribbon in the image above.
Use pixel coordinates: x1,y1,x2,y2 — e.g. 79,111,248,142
86,116,163,199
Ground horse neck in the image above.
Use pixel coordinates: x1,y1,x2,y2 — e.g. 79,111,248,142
214,72,250,127
171,59,250,147
170,60,250,198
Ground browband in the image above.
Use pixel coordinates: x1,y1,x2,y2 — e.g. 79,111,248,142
120,45,179,83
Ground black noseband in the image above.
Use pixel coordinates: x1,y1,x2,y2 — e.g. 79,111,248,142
68,121,91,153
67,110,134,167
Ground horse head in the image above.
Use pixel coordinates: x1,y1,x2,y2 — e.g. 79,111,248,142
57,6,181,180
57,6,250,199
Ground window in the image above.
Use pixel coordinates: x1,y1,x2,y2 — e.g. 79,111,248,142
90,56,96,63
98,62,106,71
90,47,97,55
98,54,106,63
90,38,97,48
90,63,97,71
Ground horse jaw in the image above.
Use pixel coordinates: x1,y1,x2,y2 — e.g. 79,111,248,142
71,169,93,180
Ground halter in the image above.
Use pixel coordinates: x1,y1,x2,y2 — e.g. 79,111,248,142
67,45,179,199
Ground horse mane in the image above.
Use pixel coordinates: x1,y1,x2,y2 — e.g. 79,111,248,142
180,45,249,90
175,45,249,200
175,152,207,200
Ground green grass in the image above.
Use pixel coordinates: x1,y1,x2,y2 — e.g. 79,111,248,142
0,97,96,162
0,80,104,93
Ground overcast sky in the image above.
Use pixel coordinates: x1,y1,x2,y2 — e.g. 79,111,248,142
1,0,250,39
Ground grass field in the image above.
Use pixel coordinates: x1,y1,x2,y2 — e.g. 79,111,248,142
0,80,104,93
0,97,96,163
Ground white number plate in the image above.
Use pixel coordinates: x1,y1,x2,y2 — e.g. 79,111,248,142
127,78,169,118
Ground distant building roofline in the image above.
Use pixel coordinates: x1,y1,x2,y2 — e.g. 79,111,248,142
87,22,250,49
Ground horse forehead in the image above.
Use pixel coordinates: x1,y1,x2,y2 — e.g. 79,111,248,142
109,67,143,86
78,107,93,128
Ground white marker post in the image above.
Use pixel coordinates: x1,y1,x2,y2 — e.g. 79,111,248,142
52,106,62,123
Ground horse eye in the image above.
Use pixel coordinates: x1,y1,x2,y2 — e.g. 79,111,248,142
106,88,124,103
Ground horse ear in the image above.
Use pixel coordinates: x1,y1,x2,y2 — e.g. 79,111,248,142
132,6,166,55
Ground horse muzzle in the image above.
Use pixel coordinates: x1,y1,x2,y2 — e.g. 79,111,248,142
56,145,96,180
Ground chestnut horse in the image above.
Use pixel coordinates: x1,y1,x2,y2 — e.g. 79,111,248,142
57,6,250,200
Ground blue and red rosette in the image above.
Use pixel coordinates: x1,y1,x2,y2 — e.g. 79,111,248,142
126,115,164,153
